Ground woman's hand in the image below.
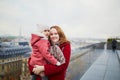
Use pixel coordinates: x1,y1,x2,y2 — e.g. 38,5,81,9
33,65,45,75
40,71,45,77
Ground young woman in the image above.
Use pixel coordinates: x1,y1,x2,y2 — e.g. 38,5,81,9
33,25,71,80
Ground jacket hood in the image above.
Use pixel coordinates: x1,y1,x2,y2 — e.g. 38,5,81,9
31,34,42,46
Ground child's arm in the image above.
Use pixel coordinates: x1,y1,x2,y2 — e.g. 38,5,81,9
39,41,61,66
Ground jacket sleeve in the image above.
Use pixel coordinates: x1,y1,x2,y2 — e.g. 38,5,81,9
38,40,58,65
44,43,71,76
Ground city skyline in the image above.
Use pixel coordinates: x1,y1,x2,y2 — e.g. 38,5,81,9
0,0,120,39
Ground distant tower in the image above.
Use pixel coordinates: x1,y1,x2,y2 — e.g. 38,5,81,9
19,26,22,41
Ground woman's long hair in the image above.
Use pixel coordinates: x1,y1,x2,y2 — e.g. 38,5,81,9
49,25,69,45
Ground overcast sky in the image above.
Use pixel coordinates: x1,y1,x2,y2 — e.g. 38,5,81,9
0,0,120,39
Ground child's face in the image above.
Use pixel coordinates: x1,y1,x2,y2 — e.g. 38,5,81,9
43,29,50,37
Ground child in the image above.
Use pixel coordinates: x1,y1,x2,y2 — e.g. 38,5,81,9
28,24,65,80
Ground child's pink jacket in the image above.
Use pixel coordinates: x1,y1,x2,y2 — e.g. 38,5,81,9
29,34,58,70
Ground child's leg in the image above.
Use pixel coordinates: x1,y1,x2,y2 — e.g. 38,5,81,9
41,76,48,80
40,71,48,80
32,74,37,80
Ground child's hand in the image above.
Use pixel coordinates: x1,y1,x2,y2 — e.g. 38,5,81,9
56,61,61,66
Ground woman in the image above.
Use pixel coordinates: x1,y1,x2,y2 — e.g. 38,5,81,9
28,24,64,80
33,25,71,80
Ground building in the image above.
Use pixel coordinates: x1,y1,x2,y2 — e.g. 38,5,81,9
0,42,31,80
20,52,31,80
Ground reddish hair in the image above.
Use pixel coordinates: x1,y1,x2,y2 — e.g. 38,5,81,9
50,25,69,45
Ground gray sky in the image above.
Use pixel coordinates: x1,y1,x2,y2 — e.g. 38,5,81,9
0,0,120,39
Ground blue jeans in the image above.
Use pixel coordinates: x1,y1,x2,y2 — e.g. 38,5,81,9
41,76,48,80
32,74,48,80
32,74,36,80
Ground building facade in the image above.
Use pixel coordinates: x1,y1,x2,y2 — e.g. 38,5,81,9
20,56,31,80
0,42,31,80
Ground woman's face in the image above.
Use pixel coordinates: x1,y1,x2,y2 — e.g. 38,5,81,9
49,28,59,43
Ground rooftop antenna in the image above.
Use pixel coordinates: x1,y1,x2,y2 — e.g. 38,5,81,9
19,26,22,41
